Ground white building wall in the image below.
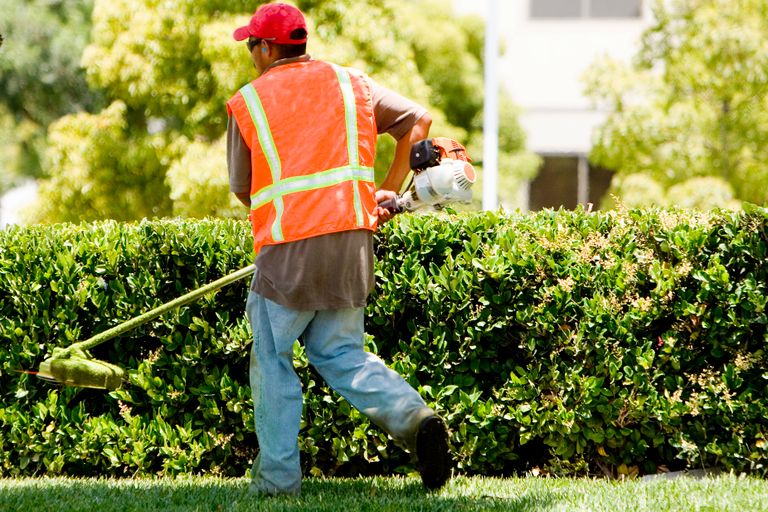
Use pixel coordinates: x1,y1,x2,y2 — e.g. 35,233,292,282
456,0,653,154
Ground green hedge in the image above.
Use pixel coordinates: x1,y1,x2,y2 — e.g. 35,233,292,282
1,208,767,478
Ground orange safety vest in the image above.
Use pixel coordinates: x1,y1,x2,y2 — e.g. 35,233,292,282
227,60,378,253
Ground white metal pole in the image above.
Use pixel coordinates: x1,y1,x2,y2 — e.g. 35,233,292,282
482,0,500,211
577,154,589,206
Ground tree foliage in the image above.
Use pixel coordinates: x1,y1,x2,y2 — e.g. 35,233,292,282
36,102,171,222
32,0,537,222
601,173,740,211
584,0,768,208
0,0,99,187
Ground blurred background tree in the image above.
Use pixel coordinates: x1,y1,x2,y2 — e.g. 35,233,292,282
0,0,101,197
584,0,768,209
20,0,537,222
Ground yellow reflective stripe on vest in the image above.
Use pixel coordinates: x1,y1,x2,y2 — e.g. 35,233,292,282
330,63,365,226
250,165,374,209
239,83,284,242
329,64,360,167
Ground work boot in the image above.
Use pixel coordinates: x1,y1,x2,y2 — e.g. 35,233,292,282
416,415,451,490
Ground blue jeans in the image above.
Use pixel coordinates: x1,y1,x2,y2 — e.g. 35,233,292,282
246,291,434,495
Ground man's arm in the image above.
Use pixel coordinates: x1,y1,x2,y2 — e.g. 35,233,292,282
235,192,250,208
227,115,252,210
378,112,432,193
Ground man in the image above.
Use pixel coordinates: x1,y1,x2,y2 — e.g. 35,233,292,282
226,2,451,496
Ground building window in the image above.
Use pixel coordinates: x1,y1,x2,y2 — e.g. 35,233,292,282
530,0,642,19
531,0,582,18
590,0,642,17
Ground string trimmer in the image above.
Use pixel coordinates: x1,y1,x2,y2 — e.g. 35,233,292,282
35,264,256,390
33,138,475,391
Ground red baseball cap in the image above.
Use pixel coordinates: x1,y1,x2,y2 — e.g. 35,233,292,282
233,3,308,45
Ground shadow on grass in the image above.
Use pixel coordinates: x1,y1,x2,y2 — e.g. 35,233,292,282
296,477,555,511
0,476,557,512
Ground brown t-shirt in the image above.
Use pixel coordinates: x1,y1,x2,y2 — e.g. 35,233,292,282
227,56,427,310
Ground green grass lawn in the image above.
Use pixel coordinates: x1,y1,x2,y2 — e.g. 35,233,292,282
1,474,767,512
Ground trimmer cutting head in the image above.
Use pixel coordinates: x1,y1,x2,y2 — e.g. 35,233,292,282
30,264,256,392
37,347,125,390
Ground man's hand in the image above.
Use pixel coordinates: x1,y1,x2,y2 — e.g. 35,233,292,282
375,189,398,223
234,192,251,208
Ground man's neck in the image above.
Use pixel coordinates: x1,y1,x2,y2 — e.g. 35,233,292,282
263,54,311,74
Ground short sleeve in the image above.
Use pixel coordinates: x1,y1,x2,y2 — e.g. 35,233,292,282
369,78,428,140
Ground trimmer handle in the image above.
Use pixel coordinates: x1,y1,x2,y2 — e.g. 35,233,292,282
378,195,403,215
